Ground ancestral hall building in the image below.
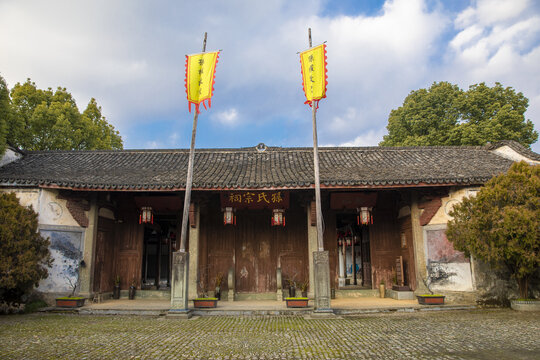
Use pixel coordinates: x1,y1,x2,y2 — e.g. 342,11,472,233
1,141,538,304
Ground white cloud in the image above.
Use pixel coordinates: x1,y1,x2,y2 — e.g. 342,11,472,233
1,0,538,152
145,140,162,149
443,0,540,153
212,108,240,126
339,128,387,147
322,128,387,147
475,0,530,26
168,132,180,146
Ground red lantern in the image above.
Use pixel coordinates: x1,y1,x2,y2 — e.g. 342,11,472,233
357,207,373,225
271,209,285,227
139,206,153,224
223,207,236,225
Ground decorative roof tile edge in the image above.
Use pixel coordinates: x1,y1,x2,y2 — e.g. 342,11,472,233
486,140,540,161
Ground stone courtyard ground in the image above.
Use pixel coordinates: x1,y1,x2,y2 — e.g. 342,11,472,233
0,309,538,359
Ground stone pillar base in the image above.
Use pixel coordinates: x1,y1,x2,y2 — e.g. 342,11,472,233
227,267,235,302
167,309,192,319
313,251,331,311
170,252,189,310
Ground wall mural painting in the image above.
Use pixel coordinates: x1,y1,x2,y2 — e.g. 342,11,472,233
425,228,473,291
37,228,84,293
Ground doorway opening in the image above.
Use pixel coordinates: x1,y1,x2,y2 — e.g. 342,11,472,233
141,217,177,290
336,213,371,288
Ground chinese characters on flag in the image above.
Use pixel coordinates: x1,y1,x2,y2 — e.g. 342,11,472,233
185,51,220,113
220,191,289,209
299,44,327,108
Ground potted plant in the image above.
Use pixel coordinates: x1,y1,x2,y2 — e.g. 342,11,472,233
193,280,218,308
417,277,445,305
379,280,385,298
113,275,121,299
286,275,297,298
299,280,309,298
128,278,136,300
214,272,224,300
285,297,309,308
55,270,85,308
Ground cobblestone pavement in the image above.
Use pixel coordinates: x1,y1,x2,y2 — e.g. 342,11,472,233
0,309,538,359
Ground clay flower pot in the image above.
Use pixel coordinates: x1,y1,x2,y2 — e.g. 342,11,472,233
417,294,445,305
193,298,218,308
55,297,85,308
285,297,309,308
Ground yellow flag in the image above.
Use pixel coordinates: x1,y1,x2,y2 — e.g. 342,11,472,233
299,44,327,107
185,51,220,113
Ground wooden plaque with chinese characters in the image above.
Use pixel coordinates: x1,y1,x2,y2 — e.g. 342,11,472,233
220,191,289,209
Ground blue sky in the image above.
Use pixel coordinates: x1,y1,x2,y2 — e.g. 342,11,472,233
1,0,539,152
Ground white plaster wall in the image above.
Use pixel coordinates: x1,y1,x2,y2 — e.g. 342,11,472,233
429,263,474,292
0,188,40,212
37,226,84,294
429,187,480,225
38,189,80,227
423,223,474,292
1,188,84,227
2,188,87,294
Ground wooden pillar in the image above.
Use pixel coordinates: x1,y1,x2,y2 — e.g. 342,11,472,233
79,196,98,297
410,192,428,293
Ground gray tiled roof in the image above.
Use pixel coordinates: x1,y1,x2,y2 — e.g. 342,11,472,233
0,143,527,191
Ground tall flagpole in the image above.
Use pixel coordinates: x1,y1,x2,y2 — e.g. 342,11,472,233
179,32,207,253
309,28,325,251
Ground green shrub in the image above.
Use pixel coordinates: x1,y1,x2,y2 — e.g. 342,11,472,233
0,192,52,306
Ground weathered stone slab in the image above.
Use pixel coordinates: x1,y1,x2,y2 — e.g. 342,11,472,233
313,251,331,311
170,252,189,310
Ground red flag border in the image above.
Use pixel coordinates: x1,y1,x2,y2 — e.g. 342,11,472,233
299,44,328,108
185,51,220,114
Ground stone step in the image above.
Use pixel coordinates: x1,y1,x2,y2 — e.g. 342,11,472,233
118,289,171,300
334,289,379,298
234,292,278,301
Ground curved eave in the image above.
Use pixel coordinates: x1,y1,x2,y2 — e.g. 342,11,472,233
9,179,491,192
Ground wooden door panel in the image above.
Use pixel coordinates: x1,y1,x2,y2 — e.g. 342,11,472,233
116,252,140,288
208,254,234,291
94,217,115,293
235,211,257,292
114,218,143,289
280,255,305,288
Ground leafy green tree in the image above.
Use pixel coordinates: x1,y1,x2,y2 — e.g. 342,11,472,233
380,82,538,148
0,75,9,155
0,192,52,305
446,161,540,299
7,79,123,151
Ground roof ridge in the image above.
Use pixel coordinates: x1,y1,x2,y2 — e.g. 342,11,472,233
24,144,494,155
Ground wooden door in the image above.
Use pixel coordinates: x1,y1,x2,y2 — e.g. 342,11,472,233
234,210,275,293
94,217,115,293
114,217,144,289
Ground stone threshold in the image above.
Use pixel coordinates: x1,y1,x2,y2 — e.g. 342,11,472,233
41,304,478,317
